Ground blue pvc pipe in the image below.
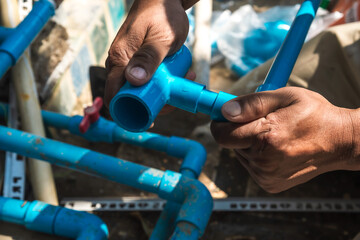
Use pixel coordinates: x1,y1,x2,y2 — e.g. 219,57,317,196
256,0,321,92
150,202,180,240
0,102,211,239
0,102,208,239
0,125,213,238
42,110,71,130
171,222,200,240
109,0,320,133
0,126,164,192
0,102,207,178
0,197,108,240
0,52,13,79
0,0,55,79
43,109,208,239
0,27,14,42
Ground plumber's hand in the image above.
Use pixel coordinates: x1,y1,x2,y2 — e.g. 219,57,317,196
104,0,190,107
211,87,360,193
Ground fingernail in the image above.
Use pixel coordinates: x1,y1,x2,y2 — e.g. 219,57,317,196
129,66,147,80
223,101,241,117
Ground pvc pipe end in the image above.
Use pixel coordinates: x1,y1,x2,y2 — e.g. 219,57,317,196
110,94,152,132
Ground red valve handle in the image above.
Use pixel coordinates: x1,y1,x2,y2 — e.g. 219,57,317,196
79,97,103,133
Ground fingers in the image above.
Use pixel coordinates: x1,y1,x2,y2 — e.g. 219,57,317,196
105,65,126,107
221,89,296,124
104,27,146,106
125,42,170,86
211,117,271,149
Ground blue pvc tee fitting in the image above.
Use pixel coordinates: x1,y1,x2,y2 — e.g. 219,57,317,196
110,46,236,132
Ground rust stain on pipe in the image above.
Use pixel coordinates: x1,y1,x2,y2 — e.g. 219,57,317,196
20,93,30,100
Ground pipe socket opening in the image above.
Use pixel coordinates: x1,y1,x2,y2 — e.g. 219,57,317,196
111,96,151,132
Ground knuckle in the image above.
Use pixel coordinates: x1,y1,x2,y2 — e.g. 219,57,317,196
249,94,265,117
258,130,279,149
133,46,160,63
265,113,278,124
254,131,273,153
108,45,131,66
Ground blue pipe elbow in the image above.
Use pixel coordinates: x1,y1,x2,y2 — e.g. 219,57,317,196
158,171,213,237
0,197,108,240
53,207,108,240
166,137,206,178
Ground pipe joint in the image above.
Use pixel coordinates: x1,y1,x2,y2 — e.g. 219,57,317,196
54,207,108,240
168,77,206,113
24,201,60,234
177,178,213,234
158,171,213,236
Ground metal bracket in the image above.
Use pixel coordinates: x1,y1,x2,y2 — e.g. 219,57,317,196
3,83,26,200
62,197,360,213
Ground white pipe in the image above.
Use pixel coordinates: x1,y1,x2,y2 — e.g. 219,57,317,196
0,0,58,205
0,0,18,27
193,0,212,86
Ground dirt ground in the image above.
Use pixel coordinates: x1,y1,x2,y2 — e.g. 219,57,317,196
1,0,360,240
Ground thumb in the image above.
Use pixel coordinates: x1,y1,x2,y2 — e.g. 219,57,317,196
222,89,295,123
125,42,170,86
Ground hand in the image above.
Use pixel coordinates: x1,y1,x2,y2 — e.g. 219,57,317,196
104,0,190,107
211,87,359,193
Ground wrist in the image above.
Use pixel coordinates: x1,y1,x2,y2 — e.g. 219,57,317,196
348,108,360,169
335,108,360,170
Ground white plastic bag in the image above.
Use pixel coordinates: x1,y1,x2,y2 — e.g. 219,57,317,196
215,4,343,77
